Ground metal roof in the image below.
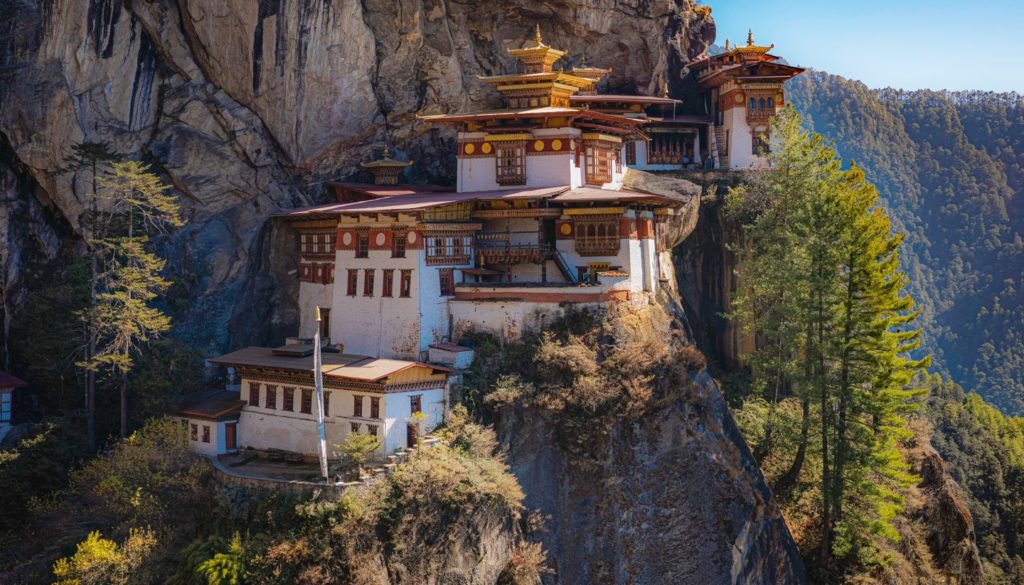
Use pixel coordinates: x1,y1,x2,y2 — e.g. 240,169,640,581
0,371,26,388
209,346,450,382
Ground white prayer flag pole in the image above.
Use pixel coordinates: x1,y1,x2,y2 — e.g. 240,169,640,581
314,306,329,480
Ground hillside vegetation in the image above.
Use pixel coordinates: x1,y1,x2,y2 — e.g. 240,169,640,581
788,72,1024,414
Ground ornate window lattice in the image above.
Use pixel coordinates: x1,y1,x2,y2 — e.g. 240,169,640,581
584,144,613,184
363,269,375,297
382,269,394,297
400,269,412,297
574,219,620,256
438,268,454,296
347,269,358,296
355,229,369,258
495,142,526,185
392,229,406,258
425,232,473,266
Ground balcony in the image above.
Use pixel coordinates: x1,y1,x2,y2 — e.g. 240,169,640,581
475,232,551,265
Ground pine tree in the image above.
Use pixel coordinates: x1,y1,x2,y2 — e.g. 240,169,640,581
92,161,183,438
729,107,929,579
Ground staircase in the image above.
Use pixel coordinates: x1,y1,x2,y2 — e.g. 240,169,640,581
711,125,727,168
549,249,577,283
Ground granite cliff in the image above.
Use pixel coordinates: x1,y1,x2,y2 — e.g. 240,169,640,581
0,0,715,359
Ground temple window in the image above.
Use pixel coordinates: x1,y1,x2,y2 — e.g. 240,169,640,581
495,142,526,186
367,424,379,437
410,395,422,414
392,229,406,258
370,397,380,419
266,385,277,410
190,423,198,441
767,97,775,109
625,142,636,166
248,382,260,406
324,391,331,416
283,387,295,412
575,219,620,256
301,389,312,414
355,230,369,258
347,269,358,296
748,97,756,111
400,269,412,297
202,425,210,443
439,268,454,296
758,97,766,111
363,269,375,297
354,395,364,417
350,422,360,433
425,233,473,265
382,269,394,297
584,144,613,184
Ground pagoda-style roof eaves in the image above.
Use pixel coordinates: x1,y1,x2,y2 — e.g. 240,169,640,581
570,94,680,105
360,159,413,169
477,71,596,89
417,106,582,124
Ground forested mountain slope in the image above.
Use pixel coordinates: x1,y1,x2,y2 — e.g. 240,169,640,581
787,72,1024,414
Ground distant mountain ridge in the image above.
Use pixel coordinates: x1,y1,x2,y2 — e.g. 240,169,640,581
787,70,1024,415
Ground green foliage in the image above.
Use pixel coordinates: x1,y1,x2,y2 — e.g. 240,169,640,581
196,533,245,585
52,528,158,585
0,417,87,533
336,431,382,469
926,374,1024,584
788,73,1024,415
726,107,928,580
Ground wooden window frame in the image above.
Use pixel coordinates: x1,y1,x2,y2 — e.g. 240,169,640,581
392,229,406,258
439,268,454,296
625,141,636,166
266,385,277,410
370,396,380,419
190,423,198,441
584,143,613,185
347,269,358,297
355,230,370,258
410,394,422,414
201,425,210,443
363,268,375,297
350,422,360,433
283,387,295,412
574,219,620,256
353,394,363,417
425,233,473,266
248,382,260,407
382,269,394,297
324,391,331,417
400,269,412,298
319,308,330,340
301,388,312,414
367,424,379,437
495,141,526,186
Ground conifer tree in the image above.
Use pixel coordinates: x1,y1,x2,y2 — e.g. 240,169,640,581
93,161,183,438
728,107,929,579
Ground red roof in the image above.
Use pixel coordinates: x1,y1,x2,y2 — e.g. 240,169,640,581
329,183,454,198
553,187,684,206
282,186,569,216
178,391,245,420
0,371,26,388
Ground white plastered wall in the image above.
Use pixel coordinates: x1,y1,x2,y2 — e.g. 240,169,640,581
298,282,334,339
381,387,446,454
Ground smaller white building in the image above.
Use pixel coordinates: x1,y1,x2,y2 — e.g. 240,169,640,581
183,344,452,460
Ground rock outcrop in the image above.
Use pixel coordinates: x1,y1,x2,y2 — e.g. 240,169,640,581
0,0,715,358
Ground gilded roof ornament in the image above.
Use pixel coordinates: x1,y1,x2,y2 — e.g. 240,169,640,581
747,29,754,47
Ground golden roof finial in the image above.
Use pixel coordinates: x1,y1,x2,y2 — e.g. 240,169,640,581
534,24,543,46
747,29,754,47
382,145,392,158
724,38,730,51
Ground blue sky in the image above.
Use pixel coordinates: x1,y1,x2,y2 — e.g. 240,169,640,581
708,0,1023,92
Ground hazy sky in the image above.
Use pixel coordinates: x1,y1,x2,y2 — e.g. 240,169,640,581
709,0,1023,92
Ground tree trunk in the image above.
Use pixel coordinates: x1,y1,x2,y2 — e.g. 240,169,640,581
120,370,128,439
817,285,831,577
776,395,810,493
86,252,97,452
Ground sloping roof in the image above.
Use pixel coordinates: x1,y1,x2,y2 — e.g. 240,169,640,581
329,183,453,198
209,346,450,383
553,186,685,206
282,186,569,217
179,391,245,420
0,371,26,388
570,94,679,105
430,342,474,353
416,106,581,124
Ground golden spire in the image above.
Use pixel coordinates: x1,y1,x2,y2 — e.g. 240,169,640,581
724,38,730,51
534,24,543,46
747,29,754,47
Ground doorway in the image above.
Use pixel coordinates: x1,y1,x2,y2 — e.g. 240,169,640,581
225,423,237,451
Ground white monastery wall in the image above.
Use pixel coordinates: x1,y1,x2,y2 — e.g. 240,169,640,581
331,248,423,359
525,152,574,188
451,297,606,342
381,387,446,454
181,417,230,456
298,281,334,339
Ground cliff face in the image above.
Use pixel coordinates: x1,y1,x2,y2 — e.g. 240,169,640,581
0,0,715,357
